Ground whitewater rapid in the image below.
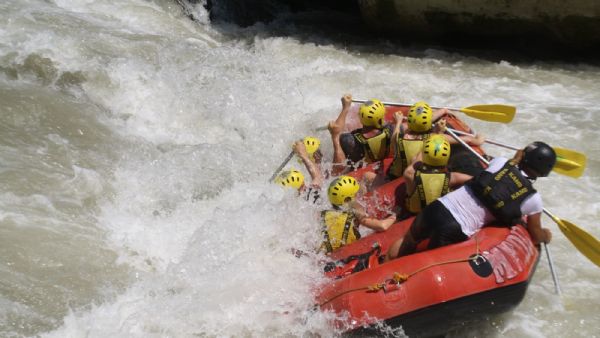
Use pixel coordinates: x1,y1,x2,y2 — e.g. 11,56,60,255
1,0,599,337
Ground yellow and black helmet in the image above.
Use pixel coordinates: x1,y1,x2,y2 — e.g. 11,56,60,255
327,175,360,206
407,101,433,133
276,170,304,190
359,99,386,129
303,136,320,156
423,134,451,167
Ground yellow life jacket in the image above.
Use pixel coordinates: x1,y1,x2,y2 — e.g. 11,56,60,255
388,131,430,178
352,127,392,163
406,167,451,214
320,209,360,253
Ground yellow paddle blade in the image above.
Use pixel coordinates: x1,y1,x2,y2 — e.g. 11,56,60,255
553,147,587,178
555,218,600,268
459,105,516,123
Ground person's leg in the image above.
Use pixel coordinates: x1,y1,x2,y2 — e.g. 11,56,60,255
387,200,463,261
385,212,428,261
329,95,353,175
384,237,405,262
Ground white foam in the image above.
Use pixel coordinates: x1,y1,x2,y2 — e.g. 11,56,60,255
2,0,600,337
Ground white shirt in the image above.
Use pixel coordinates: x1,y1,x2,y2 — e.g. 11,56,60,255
439,157,543,236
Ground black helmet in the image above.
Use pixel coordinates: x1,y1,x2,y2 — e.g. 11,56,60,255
521,141,556,177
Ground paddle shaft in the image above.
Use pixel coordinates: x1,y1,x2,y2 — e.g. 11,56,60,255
352,99,459,111
446,128,562,294
447,128,519,151
449,128,587,180
269,151,294,182
543,242,562,295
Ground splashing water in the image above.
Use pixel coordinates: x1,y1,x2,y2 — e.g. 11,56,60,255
1,0,599,337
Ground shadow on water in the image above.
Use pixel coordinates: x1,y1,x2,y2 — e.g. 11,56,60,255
178,0,600,67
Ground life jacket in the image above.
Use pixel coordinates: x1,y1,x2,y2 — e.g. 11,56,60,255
388,128,430,178
351,126,392,163
406,165,451,214
320,209,361,253
466,160,536,225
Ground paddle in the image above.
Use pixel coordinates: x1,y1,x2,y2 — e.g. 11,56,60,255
445,128,565,293
543,242,562,294
352,99,516,123
448,128,587,178
543,209,600,268
268,151,294,183
269,136,322,183
553,147,587,178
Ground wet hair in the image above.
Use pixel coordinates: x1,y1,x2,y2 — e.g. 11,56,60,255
340,133,365,162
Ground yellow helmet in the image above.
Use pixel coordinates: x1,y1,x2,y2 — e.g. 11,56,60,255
407,101,433,133
303,136,321,157
327,175,360,206
359,99,386,128
423,135,451,167
275,170,304,190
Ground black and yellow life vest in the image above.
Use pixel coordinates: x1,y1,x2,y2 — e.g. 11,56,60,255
320,209,361,253
351,126,392,163
466,160,536,225
406,166,451,214
388,130,430,178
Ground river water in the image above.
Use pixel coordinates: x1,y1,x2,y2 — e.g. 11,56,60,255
1,0,599,337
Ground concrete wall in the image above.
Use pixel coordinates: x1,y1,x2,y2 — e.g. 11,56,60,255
358,0,600,48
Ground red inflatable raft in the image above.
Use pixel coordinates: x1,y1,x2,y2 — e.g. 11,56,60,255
315,107,541,337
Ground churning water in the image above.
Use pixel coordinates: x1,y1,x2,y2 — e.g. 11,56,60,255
1,0,599,337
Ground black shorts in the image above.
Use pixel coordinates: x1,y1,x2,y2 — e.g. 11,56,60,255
409,200,468,249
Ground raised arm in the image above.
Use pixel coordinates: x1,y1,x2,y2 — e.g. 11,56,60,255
390,110,405,156
293,141,324,188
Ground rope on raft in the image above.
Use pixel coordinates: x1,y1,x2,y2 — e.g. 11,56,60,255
317,235,481,308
